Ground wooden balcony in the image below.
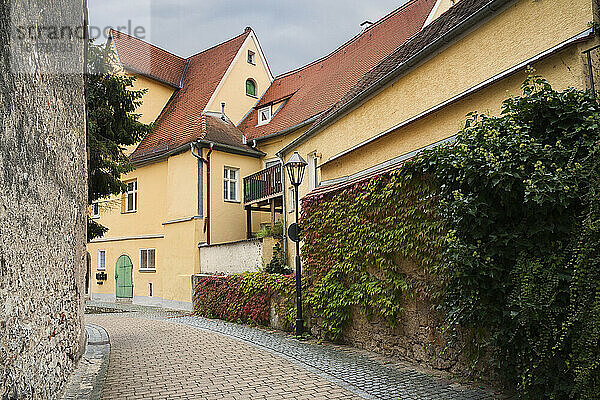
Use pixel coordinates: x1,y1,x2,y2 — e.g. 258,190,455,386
243,164,283,206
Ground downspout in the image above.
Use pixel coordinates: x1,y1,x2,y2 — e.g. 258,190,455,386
277,154,287,261
191,141,214,245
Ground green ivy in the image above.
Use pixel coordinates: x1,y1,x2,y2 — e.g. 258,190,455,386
301,173,444,340
301,73,600,398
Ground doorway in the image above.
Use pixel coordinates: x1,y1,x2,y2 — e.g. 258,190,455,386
115,255,133,298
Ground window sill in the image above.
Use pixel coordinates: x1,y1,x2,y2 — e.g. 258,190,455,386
91,215,100,219
97,268,106,271
224,199,241,204
121,210,137,214
246,93,258,99
139,268,156,273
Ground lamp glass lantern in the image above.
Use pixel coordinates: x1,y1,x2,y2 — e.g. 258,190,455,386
284,151,308,187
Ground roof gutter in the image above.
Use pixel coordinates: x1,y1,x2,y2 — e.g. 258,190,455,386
132,140,264,167
277,0,514,157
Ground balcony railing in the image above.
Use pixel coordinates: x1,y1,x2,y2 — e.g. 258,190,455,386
243,164,282,205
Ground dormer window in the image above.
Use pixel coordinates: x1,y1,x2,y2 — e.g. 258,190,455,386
247,50,256,65
246,79,257,97
258,106,271,125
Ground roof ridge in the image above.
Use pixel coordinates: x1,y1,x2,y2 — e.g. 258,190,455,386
273,0,428,80
109,28,186,61
186,29,251,60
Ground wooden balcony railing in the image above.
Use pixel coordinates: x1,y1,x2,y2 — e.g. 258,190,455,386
243,164,282,205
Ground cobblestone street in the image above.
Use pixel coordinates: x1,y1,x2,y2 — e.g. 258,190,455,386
84,302,496,400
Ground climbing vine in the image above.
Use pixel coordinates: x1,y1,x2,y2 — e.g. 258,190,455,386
301,173,445,340
193,272,296,329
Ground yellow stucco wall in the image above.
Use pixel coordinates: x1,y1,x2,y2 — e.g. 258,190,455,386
287,0,592,186
127,73,175,125
323,47,588,180
206,34,272,125
87,147,265,305
209,150,263,243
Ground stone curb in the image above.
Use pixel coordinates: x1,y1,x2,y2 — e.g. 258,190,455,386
60,324,110,400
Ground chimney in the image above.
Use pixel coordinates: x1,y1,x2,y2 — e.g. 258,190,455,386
221,102,226,121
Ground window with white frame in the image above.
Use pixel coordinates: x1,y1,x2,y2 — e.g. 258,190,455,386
224,167,239,202
308,154,319,190
125,180,137,212
140,248,156,271
288,186,295,212
91,202,100,218
247,50,256,65
98,250,106,270
257,106,271,126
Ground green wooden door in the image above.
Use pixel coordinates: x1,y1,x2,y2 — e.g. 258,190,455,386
115,255,133,298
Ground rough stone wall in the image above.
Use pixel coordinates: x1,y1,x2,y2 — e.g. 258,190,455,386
0,1,87,399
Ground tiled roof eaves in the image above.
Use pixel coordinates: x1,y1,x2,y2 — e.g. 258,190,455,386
277,0,513,157
121,64,183,89
131,138,264,167
318,26,595,168
253,113,322,143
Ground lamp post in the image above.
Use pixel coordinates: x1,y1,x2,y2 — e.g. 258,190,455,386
284,151,308,337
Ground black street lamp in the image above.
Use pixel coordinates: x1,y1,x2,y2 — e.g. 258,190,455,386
284,151,308,337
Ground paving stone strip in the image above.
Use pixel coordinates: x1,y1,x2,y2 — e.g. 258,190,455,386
85,301,496,400
61,324,110,400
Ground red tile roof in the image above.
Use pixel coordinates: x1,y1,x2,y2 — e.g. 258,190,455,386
109,29,187,88
130,30,252,162
310,0,492,134
238,0,437,140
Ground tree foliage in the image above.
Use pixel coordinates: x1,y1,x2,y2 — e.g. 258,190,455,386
86,41,152,240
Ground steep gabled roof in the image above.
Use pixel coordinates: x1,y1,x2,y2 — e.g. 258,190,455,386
109,29,187,88
130,30,252,162
237,0,438,140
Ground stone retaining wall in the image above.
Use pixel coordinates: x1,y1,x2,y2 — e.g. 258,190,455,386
0,1,87,398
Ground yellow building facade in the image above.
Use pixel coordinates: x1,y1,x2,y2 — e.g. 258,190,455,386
88,29,272,309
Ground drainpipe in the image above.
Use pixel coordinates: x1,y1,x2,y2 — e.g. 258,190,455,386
277,154,287,261
191,141,214,245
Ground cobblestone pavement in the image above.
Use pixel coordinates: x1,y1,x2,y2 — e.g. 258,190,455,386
87,314,361,400
86,301,497,400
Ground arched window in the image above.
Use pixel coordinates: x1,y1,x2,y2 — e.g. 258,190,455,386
246,79,256,97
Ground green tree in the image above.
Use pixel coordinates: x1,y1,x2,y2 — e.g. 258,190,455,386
86,41,152,240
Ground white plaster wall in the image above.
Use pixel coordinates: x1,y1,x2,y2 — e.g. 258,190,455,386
199,238,264,274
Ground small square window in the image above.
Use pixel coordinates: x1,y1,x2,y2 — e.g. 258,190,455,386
98,250,106,270
247,50,256,65
140,248,156,271
257,106,271,126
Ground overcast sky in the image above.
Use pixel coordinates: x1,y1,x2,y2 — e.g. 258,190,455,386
88,0,409,76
